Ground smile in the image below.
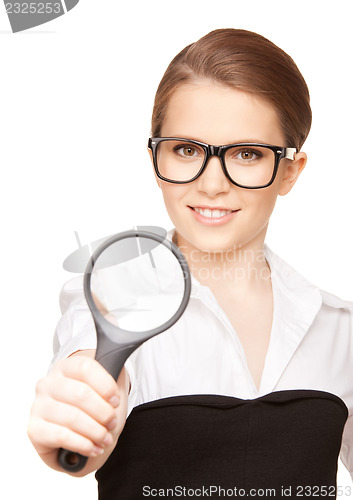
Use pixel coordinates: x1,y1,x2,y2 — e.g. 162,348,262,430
193,207,233,218
188,206,240,225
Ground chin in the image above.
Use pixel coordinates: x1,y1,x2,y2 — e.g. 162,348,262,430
179,232,241,255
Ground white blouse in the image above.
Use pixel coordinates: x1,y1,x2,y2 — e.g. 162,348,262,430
51,233,353,479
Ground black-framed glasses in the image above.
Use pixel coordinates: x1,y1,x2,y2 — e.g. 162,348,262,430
148,137,297,189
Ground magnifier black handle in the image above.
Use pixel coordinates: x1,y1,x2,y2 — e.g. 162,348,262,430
57,448,88,472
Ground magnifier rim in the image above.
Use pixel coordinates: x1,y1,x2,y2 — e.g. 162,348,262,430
83,229,191,341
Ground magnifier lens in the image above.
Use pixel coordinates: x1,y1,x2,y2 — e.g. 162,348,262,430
90,236,186,332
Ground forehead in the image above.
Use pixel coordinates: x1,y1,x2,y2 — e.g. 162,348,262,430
161,82,285,145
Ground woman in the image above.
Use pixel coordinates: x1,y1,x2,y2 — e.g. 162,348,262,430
28,29,353,498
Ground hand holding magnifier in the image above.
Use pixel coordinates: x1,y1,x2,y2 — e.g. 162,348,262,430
57,230,191,472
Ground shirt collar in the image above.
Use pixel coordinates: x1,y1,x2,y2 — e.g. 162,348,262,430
166,228,323,394
264,243,323,338
167,227,322,314
261,244,323,393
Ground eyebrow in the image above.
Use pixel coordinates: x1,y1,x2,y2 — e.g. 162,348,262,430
168,136,274,145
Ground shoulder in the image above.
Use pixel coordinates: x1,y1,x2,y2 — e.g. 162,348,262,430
264,244,353,323
317,289,353,334
319,289,353,311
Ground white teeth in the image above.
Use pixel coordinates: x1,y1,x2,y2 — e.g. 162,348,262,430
193,207,233,218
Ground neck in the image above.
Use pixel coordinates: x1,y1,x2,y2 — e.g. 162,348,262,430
173,231,271,293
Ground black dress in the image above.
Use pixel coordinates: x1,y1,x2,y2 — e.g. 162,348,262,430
96,390,348,499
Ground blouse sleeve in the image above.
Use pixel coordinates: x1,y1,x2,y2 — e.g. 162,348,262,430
339,302,353,481
49,275,97,369
340,414,353,481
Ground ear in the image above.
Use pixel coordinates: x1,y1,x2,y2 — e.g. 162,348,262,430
278,151,307,196
147,146,161,188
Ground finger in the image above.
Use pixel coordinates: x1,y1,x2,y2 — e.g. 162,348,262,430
55,357,120,405
28,416,105,458
45,377,118,429
34,398,117,449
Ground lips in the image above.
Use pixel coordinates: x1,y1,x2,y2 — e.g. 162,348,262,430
189,206,238,219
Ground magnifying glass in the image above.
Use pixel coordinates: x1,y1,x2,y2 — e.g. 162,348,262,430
57,229,191,472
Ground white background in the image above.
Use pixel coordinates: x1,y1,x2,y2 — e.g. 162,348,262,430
0,0,352,498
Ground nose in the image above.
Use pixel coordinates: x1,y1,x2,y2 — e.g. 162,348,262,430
196,155,231,196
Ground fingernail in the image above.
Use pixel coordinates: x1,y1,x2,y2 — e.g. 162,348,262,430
103,433,113,446
109,395,120,408
91,446,104,457
107,418,118,431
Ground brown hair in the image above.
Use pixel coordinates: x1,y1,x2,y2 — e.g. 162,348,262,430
151,29,311,150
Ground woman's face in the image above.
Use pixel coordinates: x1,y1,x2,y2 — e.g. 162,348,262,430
150,81,306,254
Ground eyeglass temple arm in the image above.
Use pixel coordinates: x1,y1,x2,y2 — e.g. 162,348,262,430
283,148,297,160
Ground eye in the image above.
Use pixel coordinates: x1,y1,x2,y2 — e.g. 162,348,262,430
174,144,201,159
241,150,255,160
235,149,260,161
231,148,263,163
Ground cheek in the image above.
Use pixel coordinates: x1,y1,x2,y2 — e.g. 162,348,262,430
159,184,188,218
161,181,187,207
244,187,279,223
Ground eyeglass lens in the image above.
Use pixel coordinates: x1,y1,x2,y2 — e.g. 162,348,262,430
155,139,276,187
